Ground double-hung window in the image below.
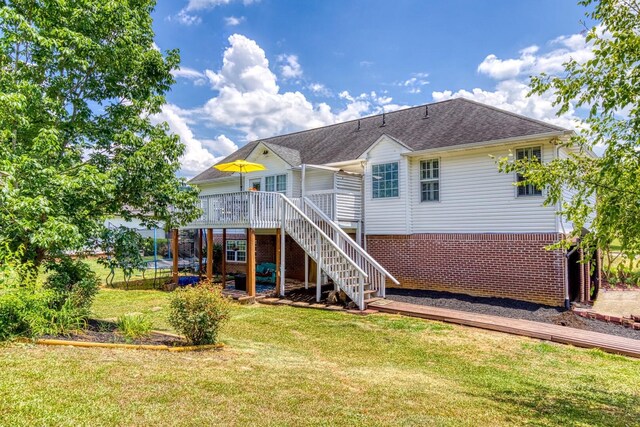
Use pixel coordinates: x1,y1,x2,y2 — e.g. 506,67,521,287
515,147,543,196
226,239,246,262
420,159,440,202
264,174,287,193
265,174,287,193
372,162,399,198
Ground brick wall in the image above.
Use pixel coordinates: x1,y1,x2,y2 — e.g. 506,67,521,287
252,234,307,280
366,233,565,306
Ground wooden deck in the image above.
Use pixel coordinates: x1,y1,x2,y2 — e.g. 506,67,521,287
368,300,640,359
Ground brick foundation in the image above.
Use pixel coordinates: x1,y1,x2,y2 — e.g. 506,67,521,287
366,233,566,307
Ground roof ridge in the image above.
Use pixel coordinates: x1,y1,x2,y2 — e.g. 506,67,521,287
252,98,457,145
454,97,569,132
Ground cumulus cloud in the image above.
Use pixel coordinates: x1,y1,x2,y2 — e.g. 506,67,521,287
161,34,411,175
307,82,332,97
196,34,392,141
224,16,245,26
395,72,430,94
434,29,596,131
151,104,232,176
171,67,207,86
174,0,258,26
477,33,594,80
277,54,303,79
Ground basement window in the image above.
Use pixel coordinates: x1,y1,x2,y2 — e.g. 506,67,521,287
420,159,440,202
515,147,543,196
372,162,399,198
226,239,246,263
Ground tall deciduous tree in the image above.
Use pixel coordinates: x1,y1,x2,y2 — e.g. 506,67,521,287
0,1,199,269
501,0,640,262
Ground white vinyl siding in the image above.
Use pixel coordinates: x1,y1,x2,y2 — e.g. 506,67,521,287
304,168,334,193
408,142,557,233
197,179,241,195
362,135,411,234
242,143,294,198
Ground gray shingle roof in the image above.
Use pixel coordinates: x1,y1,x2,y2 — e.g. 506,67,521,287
189,98,568,183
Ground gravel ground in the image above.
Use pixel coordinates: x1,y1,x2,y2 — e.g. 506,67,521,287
386,289,640,341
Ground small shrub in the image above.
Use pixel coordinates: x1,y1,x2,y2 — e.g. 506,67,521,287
116,314,152,342
34,300,87,337
0,287,51,340
45,257,100,311
168,282,230,345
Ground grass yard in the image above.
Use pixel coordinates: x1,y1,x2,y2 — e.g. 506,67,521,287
1,289,639,426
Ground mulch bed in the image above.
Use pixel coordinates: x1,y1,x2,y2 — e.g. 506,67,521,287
386,289,640,341
41,319,186,347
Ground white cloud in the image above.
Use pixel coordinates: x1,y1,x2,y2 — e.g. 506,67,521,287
173,9,202,26
158,34,412,175
307,82,332,97
477,33,594,80
277,54,303,79
435,29,596,132
395,72,430,94
171,67,207,86
224,16,245,26
174,0,257,26
190,34,406,143
185,0,257,11
151,104,222,176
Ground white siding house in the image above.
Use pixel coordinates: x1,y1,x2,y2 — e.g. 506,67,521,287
186,98,598,307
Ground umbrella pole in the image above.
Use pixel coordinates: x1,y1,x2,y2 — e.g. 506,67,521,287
240,172,243,191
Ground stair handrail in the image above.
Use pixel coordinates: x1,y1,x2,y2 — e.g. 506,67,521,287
301,196,400,286
276,193,368,279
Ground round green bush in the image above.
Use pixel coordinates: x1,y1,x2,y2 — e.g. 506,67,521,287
168,282,231,345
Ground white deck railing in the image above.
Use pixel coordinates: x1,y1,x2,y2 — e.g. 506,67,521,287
186,191,370,308
299,197,399,297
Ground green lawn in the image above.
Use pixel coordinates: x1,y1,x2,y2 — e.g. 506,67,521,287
1,289,639,426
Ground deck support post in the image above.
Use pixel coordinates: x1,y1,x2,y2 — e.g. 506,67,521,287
197,229,203,279
579,249,585,303
304,253,309,290
172,229,179,286
247,228,256,297
275,228,282,295
206,229,213,281
279,226,285,296
316,234,322,302
222,229,227,286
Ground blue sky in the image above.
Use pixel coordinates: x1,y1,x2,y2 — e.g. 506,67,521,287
150,0,594,176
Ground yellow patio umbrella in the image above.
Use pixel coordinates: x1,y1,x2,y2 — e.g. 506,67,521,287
214,159,266,191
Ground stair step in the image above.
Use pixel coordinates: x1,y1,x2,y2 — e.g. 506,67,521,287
364,297,383,305
363,289,377,296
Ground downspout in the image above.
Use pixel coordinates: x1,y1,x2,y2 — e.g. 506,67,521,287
360,160,367,251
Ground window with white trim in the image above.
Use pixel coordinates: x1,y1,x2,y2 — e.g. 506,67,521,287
515,146,543,196
226,239,246,262
265,174,287,193
372,162,399,198
420,159,440,202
